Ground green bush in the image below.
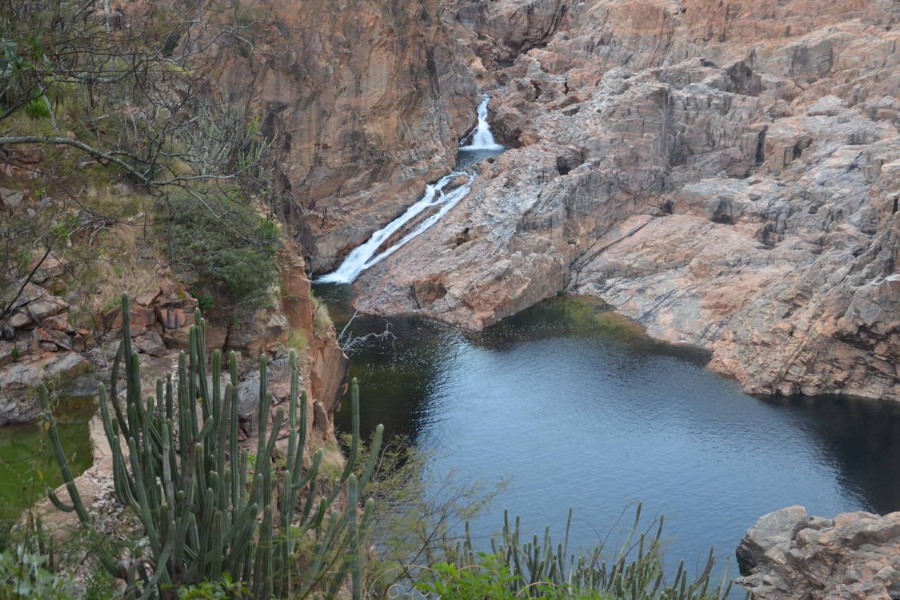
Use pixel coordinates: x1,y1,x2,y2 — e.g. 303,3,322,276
160,193,280,320
416,553,522,600
0,545,73,599
417,553,613,600
23,97,50,119
175,575,247,599
418,506,736,600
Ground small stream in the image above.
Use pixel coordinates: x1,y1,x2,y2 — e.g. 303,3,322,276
318,286,900,591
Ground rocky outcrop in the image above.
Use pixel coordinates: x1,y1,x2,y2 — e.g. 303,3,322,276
349,0,900,401
34,244,350,552
0,280,92,425
277,244,349,435
1,247,348,430
736,506,900,599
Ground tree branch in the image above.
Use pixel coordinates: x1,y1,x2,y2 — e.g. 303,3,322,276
339,311,397,353
0,242,52,324
0,135,153,185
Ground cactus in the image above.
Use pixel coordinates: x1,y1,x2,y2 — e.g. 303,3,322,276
43,293,382,599
433,504,736,600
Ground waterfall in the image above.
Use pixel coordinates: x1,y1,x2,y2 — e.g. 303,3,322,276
460,95,504,151
316,173,473,284
317,94,503,285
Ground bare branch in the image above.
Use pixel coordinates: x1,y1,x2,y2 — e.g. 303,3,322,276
0,243,52,324
339,311,397,353
0,135,153,185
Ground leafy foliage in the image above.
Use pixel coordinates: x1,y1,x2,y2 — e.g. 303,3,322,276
421,506,737,600
160,192,280,318
416,553,524,600
0,545,73,600
0,515,73,600
174,575,248,600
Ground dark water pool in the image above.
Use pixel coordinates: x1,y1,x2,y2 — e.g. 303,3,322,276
321,288,900,590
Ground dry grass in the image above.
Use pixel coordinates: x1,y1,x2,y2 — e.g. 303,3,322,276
61,193,175,330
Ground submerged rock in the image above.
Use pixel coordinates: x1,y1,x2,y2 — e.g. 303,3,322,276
0,352,91,425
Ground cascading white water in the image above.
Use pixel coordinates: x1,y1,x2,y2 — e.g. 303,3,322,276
460,95,504,151
316,173,473,284
317,94,502,284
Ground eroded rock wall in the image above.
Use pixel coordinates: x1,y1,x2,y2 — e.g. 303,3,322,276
352,0,900,401
200,0,481,272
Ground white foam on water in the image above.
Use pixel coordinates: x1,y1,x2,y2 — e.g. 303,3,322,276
318,94,502,284
460,95,504,151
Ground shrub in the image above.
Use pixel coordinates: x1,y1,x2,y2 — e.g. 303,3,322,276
0,546,72,599
0,525,73,600
159,193,280,322
416,553,521,600
23,97,50,119
418,506,736,600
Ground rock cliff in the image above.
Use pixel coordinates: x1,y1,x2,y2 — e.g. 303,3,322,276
737,505,900,598
199,0,481,272
347,0,900,401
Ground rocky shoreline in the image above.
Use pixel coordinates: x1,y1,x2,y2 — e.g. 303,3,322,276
737,505,900,599
332,0,900,402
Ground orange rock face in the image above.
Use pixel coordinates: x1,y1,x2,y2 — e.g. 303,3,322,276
196,0,479,272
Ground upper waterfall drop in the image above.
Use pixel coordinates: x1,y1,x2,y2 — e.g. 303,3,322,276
317,94,504,285
460,95,504,151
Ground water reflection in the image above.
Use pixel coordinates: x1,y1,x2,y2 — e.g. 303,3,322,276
0,393,95,533
757,395,900,515
321,290,900,589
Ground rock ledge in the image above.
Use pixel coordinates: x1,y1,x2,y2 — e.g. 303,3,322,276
736,506,900,599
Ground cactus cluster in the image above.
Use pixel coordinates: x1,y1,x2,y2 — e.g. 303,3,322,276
43,293,383,599
440,505,736,600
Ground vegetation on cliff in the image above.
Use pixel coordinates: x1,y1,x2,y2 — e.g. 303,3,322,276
42,295,380,598
0,0,279,331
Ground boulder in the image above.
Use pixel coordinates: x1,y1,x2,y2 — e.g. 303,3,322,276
0,352,91,425
736,506,810,575
235,371,262,437
7,311,33,330
737,506,900,599
13,283,69,324
42,312,71,333
133,329,167,357
0,188,25,209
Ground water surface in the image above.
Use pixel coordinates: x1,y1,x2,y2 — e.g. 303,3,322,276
324,290,900,589
0,393,95,537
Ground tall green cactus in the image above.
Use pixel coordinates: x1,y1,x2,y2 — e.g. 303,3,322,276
42,293,382,599
435,504,735,600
